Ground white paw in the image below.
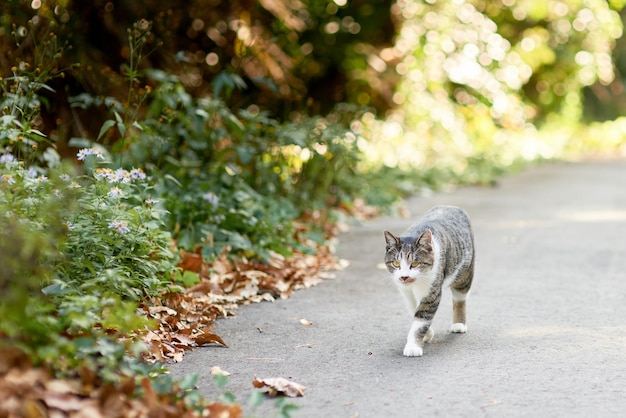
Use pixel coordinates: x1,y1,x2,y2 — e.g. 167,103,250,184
450,323,467,333
403,343,423,357
423,327,435,343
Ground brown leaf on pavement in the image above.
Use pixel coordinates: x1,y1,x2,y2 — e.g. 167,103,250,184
252,377,306,397
206,402,242,418
193,332,228,347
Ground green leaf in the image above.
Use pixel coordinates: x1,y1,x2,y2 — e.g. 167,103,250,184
220,391,237,404
97,120,116,140
248,390,265,408
179,270,200,287
42,282,69,296
178,372,199,391
275,398,300,418
213,373,228,389
43,147,61,167
68,137,92,148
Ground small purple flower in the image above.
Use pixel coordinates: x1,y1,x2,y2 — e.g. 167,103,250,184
130,168,146,180
0,154,16,164
202,192,219,206
108,220,130,234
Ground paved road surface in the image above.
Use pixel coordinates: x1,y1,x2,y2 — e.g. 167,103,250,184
170,160,626,417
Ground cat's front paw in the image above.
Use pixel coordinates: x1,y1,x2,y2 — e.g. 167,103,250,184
403,343,423,357
450,323,467,333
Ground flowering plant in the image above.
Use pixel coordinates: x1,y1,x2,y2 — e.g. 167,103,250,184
47,149,179,304
1,146,179,366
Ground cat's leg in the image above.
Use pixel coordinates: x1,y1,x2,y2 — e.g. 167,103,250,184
450,287,469,333
423,326,434,342
403,319,431,357
450,264,473,333
404,296,441,357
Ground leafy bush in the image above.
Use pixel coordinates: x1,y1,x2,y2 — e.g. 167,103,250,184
76,69,366,261
0,29,180,373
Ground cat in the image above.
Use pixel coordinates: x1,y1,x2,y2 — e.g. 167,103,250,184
384,205,474,357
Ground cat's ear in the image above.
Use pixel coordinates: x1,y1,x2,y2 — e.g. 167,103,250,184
384,231,399,247
415,229,433,249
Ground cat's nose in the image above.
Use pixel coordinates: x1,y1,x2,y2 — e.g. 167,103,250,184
399,276,412,283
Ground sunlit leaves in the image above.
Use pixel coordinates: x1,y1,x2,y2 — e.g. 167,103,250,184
360,0,624,181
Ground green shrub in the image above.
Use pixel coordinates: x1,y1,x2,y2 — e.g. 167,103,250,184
90,70,367,261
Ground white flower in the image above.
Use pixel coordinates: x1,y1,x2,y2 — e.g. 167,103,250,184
59,173,71,182
76,148,89,161
94,168,114,181
1,174,16,185
77,147,105,161
130,168,146,180
108,186,124,198
36,175,48,182
108,220,130,234
65,221,75,231
115,169,132,183
69,182,81,189
145,198,159,205
0,154,16,164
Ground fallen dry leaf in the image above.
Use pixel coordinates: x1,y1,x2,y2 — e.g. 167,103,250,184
194,332,228,347
299,318,313,326
210,366,230,376
252,377,306,397
206,402,242,418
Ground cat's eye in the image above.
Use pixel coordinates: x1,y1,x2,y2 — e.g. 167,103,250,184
410,261,422,268
390,260,400,268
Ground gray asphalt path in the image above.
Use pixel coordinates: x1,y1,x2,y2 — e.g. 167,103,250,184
170,160,626,417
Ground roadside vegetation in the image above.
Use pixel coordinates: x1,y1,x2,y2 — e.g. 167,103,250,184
2,0,626,416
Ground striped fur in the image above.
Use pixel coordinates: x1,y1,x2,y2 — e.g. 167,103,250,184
384,205,475,357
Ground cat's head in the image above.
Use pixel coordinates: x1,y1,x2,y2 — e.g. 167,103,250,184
383,229,435,285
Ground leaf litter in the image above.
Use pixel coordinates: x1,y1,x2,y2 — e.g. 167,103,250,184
139,243,343,363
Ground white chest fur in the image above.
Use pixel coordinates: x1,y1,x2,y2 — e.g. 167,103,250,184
391,237,441,314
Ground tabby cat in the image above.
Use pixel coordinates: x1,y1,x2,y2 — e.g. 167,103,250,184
384,205,474,357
